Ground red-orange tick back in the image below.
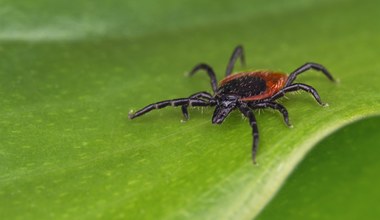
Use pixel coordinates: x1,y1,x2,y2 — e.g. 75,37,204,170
129,45,335,164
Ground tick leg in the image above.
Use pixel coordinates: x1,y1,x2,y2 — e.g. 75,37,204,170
129,98,211,119
189,63,218,93
181,91,215,120
249,102,291,127
188,91,214,101
285,62,335,87
239,105,259,164
270,83,326,106
226,45,245,77
181,106,189,120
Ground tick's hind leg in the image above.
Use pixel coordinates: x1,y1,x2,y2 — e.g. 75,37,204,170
285,62,335,87
129,98,211,119
239,105,259,164
270,83,327,106
189,63,218,93
226,45,245,77
249,101,291,127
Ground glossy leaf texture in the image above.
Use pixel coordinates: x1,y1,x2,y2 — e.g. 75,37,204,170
257,116,380,219
1,0,379,219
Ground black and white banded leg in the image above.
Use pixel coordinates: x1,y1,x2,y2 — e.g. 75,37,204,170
189,63,218,93
239,105,259,164
226,45,245,76
129,98,211,119
249,101,291,127
285,62,335,87
181,91,215,120
270,83,327,106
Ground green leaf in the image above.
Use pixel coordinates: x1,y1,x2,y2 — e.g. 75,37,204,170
257,116,380,219
1,0,379,219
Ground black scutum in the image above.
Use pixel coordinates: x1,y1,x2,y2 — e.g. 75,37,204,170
218,76,266,98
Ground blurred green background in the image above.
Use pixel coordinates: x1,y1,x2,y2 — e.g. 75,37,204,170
1,0,380,219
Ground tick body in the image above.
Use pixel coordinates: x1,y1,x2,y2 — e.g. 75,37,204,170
218,71,288,101
129,45,335,163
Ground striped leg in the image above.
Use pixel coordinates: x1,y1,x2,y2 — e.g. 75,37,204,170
239,105,259,164
181,91,215,120
189,63,218,93
226,45,245,76
129,98,211,119
269,83,327,106
285,62,335,87
249,101,291,127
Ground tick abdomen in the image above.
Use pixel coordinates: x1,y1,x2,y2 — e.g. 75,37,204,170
218,71,288,101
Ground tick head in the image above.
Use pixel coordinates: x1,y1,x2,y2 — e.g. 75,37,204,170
212,95,238,124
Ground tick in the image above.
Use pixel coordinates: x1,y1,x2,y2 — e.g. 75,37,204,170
129,45,335,163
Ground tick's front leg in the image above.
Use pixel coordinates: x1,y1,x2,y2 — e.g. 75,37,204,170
129,98,211,119
238,105,259,164
249,101,292,127
181,91,215,120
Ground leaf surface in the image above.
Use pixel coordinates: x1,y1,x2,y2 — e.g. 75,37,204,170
0,0,379,219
